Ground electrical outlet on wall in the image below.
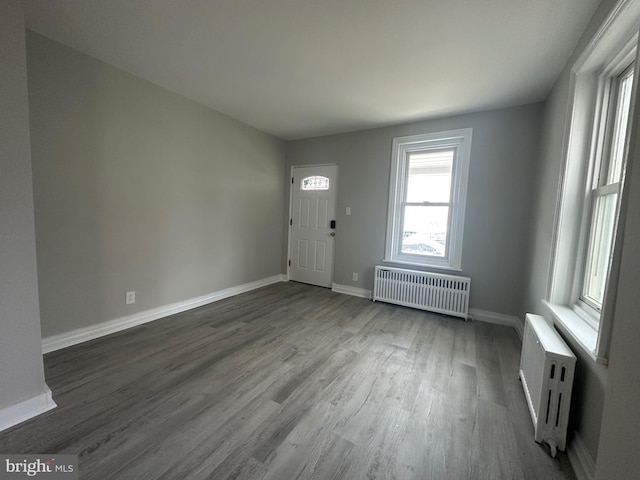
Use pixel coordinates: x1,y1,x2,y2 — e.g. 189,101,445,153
126,291,135,304
352,273,358,281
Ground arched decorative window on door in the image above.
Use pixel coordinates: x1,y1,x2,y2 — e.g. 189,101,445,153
301,176,330,190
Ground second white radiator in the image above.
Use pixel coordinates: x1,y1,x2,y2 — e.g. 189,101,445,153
519,313,576,457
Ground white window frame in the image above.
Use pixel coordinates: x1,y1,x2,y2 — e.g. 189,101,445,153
384,129,472,270
546,0,640,364
577,63,634,322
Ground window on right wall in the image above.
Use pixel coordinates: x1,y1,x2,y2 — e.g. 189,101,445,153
580,65,634,319
546,1,639,363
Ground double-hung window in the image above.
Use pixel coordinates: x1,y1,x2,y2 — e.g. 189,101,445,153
385,129,472,270
580,65,634,320
546,4,638,362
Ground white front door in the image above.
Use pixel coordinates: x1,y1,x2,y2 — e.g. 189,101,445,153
289,165,338,288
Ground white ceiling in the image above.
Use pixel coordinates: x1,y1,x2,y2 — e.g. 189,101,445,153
23,0,601,140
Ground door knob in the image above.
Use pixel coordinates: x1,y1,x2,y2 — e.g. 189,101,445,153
329,232,336,236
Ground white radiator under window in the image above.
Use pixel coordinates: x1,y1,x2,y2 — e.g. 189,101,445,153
519,313,576,457
373,266,470,319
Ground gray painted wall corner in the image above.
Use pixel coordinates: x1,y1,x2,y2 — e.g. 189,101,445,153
0,0,49,413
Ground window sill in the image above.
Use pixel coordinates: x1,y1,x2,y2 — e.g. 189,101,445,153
542,300,608,365
381,258,462,273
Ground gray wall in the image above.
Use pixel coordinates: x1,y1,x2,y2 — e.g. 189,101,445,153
26,32,286,338
286,104,542,317
522,0,636,468
0,1,48,410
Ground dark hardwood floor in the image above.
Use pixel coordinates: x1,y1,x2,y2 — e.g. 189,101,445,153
0,282,576,479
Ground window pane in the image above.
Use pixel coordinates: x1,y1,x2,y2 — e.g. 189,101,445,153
607,69,634,184
405,150,453,203
583,193,618,307
401,205,448,257
301,176,329,190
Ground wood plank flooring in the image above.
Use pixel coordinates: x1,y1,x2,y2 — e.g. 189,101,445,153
0,282,576,479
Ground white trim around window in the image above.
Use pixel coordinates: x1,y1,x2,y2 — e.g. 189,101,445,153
384,129,472,271
546,0,640,364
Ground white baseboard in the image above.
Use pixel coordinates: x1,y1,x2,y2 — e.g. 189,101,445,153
0,386,56,433
568,431,596,480
42,274,286,353
468,308,524,340
331,283,372,299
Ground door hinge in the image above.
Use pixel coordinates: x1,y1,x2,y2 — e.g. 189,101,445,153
288,259,291,266
290,219,293,226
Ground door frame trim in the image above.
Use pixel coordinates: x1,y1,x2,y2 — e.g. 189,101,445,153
287,163,339,284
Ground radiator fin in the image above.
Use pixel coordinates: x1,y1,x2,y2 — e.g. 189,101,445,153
373,266,470,319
